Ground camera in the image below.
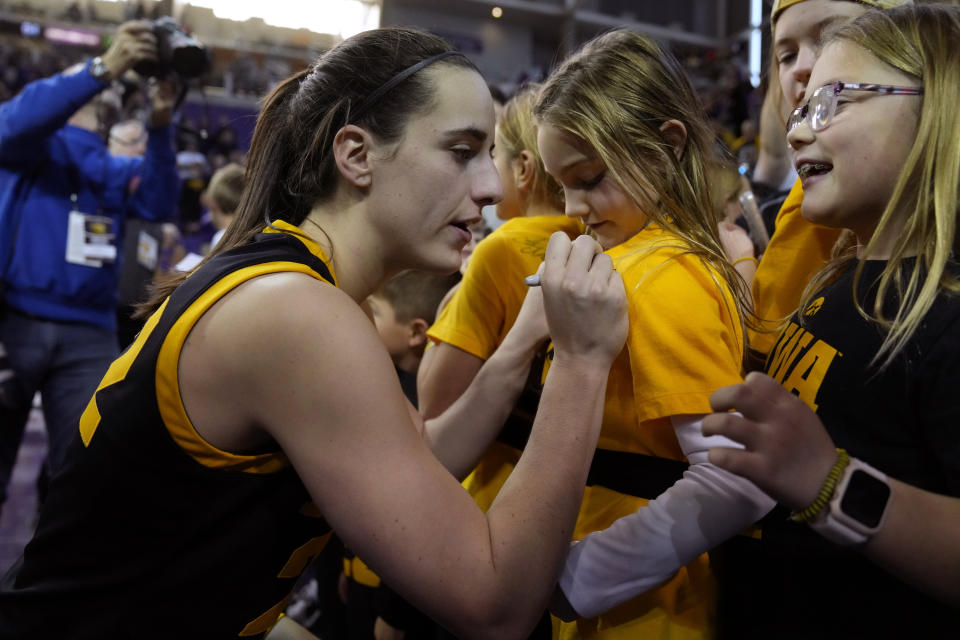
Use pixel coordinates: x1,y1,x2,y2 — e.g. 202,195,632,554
134,17,209,79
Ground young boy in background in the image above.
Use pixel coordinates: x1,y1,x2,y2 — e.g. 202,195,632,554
366,270,460,405
174,163,245,272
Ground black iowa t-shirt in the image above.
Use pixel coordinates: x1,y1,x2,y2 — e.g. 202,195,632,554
716,258,960,639
767,258,960,495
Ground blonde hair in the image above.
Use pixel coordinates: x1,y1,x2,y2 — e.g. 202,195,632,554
204,163,246,215
712,160,745,221
771,0,913,24
535,29,752,356
799,4,960,368
496,84,564,213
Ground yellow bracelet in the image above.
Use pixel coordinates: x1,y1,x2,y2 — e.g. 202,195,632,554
732,256,759,267
790,448,850,523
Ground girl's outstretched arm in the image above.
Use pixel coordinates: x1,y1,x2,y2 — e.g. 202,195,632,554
705,373,960,607
553,412,775,619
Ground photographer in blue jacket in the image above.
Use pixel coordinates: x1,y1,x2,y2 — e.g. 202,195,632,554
0,20,180,511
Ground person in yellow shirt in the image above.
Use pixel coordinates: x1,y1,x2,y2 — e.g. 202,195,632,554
529,30,778,640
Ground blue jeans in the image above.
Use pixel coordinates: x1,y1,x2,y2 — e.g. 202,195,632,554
0,309,117,507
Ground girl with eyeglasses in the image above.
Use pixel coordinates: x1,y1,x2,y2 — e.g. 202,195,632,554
747,0,913,363
0,28,629,639
704,4,960,637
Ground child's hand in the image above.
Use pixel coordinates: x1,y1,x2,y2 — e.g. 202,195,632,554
718,221,754,262
702,372,837,510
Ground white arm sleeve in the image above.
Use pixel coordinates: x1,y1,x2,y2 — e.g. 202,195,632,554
558,413,776,618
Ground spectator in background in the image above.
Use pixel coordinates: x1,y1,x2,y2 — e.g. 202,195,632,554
0,41,72,99
109,118,162,349
108,118,147,157
488,83,507,120
64,2,83,23
0,20,179,511
174,162,244,272
207,151,227,172
0,74,11,103
174,113,204,153
175,143,209,229
123,0,159,21
226,148,247,167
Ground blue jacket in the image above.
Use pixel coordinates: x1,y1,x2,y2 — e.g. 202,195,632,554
0,59,179,330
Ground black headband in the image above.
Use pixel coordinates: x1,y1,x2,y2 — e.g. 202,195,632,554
350,50,462,122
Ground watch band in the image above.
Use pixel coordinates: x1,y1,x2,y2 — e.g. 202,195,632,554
809,457,891,546
89,56,111,83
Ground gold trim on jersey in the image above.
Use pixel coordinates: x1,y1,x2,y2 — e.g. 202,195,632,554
79,299,170,446
262,219,338,285
343,554,382,588
156,260,333,473
239,532,334,636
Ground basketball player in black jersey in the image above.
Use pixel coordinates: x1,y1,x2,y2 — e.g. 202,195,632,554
0,27,627,639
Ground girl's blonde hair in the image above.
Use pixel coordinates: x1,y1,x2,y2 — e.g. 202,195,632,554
534,29,752,357
799,4,960,369
497,84,564,213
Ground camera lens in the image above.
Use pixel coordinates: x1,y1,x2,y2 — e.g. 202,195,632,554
170,40,209,78
132,18,209,79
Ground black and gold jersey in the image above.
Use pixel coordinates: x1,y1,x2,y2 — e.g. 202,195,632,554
0,223,336,639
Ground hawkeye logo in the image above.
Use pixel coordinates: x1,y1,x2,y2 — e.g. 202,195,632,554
766,318,841,412
804,296,824,317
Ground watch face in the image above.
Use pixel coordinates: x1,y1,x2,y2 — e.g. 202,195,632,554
840,469,891,528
